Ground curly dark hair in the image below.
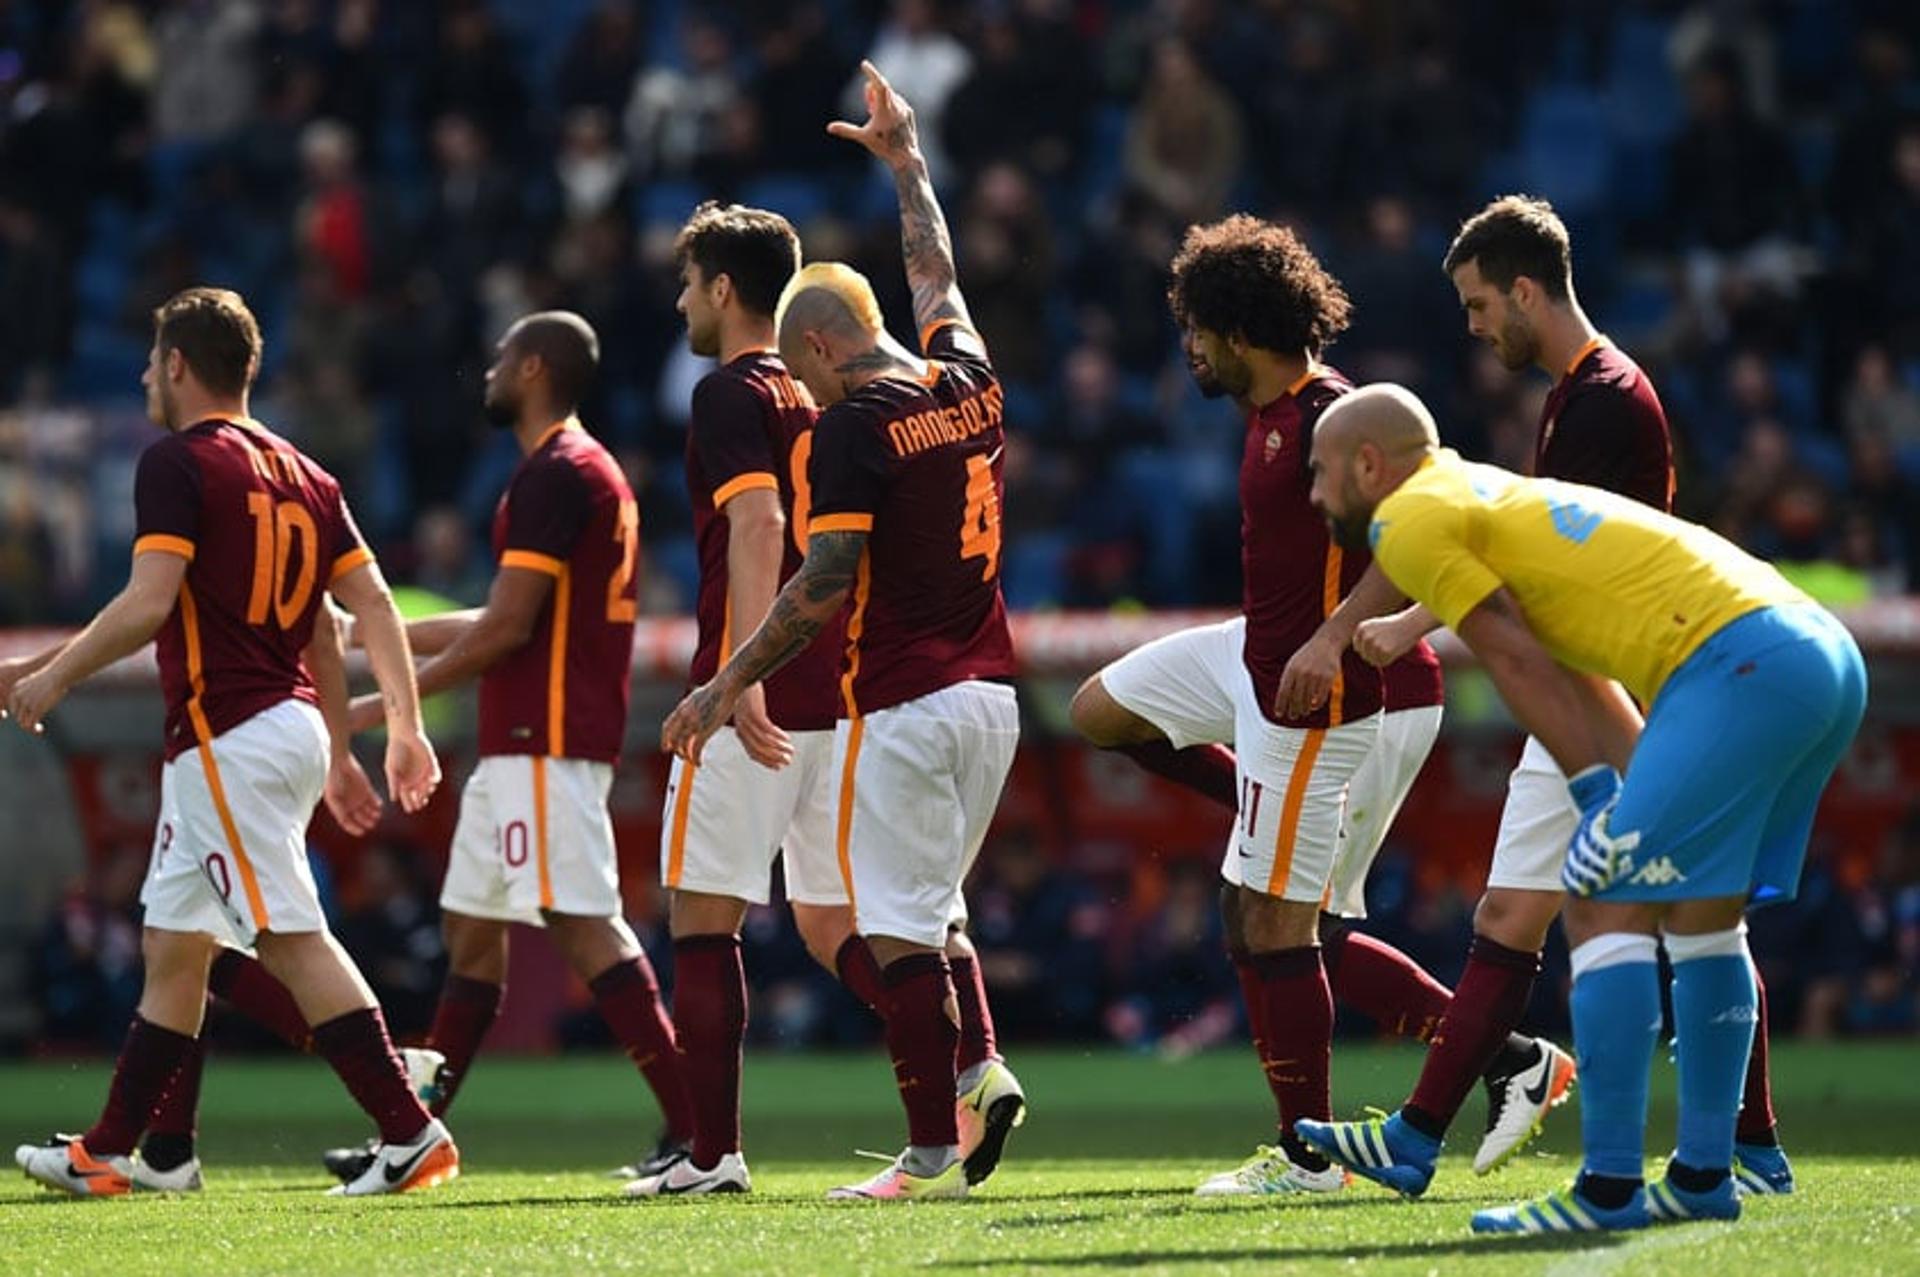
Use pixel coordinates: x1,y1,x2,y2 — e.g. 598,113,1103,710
1442,195,1572,301
673,201,801,317
1166,215,1351,355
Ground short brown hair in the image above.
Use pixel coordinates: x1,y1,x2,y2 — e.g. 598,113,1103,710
1443,195,1572,301
673,202,802,317
1167,215,1351,355
152,287,262,396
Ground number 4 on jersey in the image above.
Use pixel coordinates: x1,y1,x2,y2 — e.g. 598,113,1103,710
960,454,1001,581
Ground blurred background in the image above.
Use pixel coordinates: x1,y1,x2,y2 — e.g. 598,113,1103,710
0,0,1916,1059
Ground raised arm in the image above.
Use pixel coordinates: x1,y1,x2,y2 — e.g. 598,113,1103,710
829,59,971,336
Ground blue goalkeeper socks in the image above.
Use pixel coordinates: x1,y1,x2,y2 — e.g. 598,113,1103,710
1666,929,1757,1175
1569,933,1662,1181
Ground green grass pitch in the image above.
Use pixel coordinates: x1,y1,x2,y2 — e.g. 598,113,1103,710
2,1042,1916,1275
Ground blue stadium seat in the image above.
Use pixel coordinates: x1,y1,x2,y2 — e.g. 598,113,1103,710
637,180,705,230
1605,14,1681,146
1519,86,1613,217
60,324,147,401
737,176,832,227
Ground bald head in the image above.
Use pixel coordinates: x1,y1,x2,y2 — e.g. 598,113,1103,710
1308,383,1440,550
1314,383,1439,463
506,310,600,409
773,262,887,407
775,285,877,351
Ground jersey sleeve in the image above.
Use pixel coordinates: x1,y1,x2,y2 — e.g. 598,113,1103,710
921,317,992,369
132,437,202,561
499,456,591,575
325,487,374,584
1369,490,1503,630
806,404,890,534
1543,387,1670,510
690,372,781,508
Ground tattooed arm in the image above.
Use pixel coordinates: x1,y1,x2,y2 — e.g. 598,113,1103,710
661,530,866,764
828,59,971,335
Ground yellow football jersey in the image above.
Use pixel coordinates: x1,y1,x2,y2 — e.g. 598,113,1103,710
1369,450,1808,704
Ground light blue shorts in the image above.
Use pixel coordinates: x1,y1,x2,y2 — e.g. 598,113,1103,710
1602,604,1867,905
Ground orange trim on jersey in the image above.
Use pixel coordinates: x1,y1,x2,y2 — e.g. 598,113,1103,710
915,360,944,388
834,717,866,907
838,551,872,718
664,755,697,888
328,546,373,584
1321,546,1345,728
712,471,779,509
1284,363,1322,398
532,756,554,910
547,566,571,757
1266,728,1327,896
500,549,565,577
919,317,962,350
809,513,874,535
720,596,733,664
134,534,196,562
179,587,270,932
531,418,579,453
1564,336,1609,377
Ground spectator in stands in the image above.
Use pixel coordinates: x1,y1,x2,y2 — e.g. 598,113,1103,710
555,0,645,118
1668,46,1805,343
851,0,973,182
943,2,1091,183
1124,38,1243,226
1105,858,1239,1057
30,847,145,1050
969,832,1108,1041
555,107,631,226
1856,121,1920,359
333,844,445,1039
626,15,747,182
296,119,371,301
150,0,259,143
405,506,490,607
421,112,523,312
1844,345,1920,450
745,2,856,177
0,200,70,399
417,0,525,154
955,164,1055,388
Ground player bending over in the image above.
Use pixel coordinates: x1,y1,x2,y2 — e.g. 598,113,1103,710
1307,384,1863,1234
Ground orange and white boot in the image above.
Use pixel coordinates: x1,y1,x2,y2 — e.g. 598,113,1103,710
327,1118,460,1197
14,1135,134,1197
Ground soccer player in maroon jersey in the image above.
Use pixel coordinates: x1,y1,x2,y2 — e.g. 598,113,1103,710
1300,195,1791,1201
664,62,1025,1201
1066,216,1541,1196
3,287,456,1197
319,311,694,1187
624,202,887,1197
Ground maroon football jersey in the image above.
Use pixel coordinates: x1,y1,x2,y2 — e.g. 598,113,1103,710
133,416,370,761
481,420,637,762
1383,639,1444,711
1537,338,1675,513
1241,368,1387,729
806,320,1016,717
685,352,842,732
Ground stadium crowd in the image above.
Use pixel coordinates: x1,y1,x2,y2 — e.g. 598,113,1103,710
4,0,1919,1052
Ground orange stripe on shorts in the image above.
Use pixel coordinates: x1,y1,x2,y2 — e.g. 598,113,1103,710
1267,728,1327,896
834,718,866,907
532,756,554,910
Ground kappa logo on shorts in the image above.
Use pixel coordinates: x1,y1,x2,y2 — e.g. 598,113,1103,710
1626,856,1688,887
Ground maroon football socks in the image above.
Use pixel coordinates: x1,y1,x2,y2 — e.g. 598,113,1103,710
949,953,999,1074
1404,935,1542,1134
208,948,311,1051
590,955,695,1144
880,953,961,1148
84,1015,197,1157
1114,740,1238,810
311,1006,430,1144
423,974,502,1118
1323,927,1451,1043
672,935,747,1168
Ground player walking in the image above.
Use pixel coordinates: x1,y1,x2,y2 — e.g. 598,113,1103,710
663,62,1025,1202
321,312,694,1185
6,288,455,1197
1307,385,1863,1232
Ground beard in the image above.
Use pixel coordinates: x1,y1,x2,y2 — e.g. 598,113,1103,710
1495,313,1538,370
483,388,520,429
149,379,176,429
686,317,720,358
